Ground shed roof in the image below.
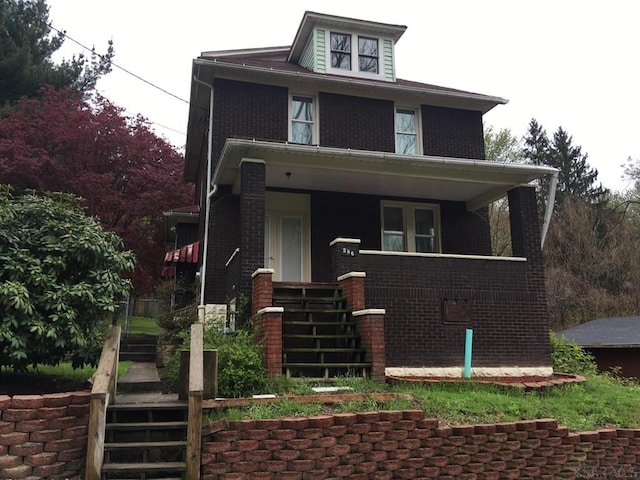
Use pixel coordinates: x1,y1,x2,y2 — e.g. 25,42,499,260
557,317,640,348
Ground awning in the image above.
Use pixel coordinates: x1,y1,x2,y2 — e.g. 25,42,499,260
164,241,200,264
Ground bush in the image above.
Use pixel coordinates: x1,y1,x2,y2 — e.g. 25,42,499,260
203,325,267,398
161,323,267,398
550,331,598,376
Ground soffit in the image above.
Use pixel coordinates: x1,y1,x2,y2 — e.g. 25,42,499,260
215,139,556,211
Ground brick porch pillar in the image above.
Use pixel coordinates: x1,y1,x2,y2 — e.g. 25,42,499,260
352,309,386,381
330,238,361,280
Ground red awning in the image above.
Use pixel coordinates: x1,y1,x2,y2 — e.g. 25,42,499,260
164,241,200,264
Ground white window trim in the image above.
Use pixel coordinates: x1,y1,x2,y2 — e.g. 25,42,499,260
288,93,319,145
380,200,441,253
325,31,386,80
394,106,423,155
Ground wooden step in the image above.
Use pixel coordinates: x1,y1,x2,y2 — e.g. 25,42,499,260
284,347,366,353
108,401,188,411
283,320,357,326
101,461,185,472
105,440,187,449
283,334,360,339
106,421,187,430
283,362,371,368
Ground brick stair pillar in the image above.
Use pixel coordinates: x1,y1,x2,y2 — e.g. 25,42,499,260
252,268,282,377
352,309,386,381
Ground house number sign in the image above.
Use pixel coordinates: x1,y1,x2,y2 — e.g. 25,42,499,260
341,247,355,256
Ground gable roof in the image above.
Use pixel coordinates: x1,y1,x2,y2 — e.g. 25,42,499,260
557,317,640,348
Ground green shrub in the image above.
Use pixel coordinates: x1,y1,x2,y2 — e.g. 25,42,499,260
203,325,267,398
550,331,598,376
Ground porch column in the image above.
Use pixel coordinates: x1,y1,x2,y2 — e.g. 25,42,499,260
508,185,543,263
330,238,361,280
240,159,265,325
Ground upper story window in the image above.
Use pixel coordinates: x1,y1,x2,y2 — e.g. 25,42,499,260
290,94,316,145
381,201,440,253
395,108,421,155
330,33,351,70
329,32,380,76
358,37,378,73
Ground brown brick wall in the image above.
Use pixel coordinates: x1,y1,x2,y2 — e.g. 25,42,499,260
0,392,90,479
422,105,485,159
362,254,551,368
319,93,395,152
201,411,639,479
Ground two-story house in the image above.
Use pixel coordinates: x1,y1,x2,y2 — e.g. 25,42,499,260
182,11,558,380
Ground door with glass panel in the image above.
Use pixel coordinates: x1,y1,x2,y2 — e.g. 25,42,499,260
265,192,311,282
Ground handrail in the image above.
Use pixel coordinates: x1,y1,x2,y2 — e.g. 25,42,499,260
85,325,121,480
186,323,203,479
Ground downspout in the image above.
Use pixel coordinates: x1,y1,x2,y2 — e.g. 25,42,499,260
540,171,559,249
193,73,215,322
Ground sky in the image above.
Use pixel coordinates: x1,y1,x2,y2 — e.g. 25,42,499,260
46,0,639,192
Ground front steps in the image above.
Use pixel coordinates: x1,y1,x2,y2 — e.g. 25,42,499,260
273,282,371,379
102,400,188,480
120,335,158,362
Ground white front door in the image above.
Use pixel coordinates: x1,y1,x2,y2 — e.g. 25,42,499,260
265,192,311,282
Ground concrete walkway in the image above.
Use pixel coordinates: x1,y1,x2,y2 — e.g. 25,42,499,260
116,361,180,404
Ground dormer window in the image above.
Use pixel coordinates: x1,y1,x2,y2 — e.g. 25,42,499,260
330,33,351,70
328,32,380,76
358,37,378,73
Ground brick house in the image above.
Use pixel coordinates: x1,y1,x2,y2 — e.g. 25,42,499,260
183,11,558,380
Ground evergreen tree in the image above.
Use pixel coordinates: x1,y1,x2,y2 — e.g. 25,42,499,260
522,118,608,211
0,0,113,107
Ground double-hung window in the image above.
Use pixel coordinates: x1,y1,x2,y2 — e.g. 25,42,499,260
330,32,380,75
381,201,440,253
290,95,315,145
395,108,419,155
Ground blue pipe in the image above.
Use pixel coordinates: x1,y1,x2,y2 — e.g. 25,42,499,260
464,329,473,378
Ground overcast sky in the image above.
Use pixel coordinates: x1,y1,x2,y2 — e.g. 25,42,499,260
47,0,639,192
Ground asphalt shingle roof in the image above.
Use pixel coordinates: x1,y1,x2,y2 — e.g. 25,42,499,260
557,316,640,347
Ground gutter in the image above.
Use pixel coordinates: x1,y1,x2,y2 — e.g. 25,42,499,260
193,69,216,320
540,171,559,249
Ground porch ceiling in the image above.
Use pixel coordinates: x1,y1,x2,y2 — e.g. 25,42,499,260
216,139,557,211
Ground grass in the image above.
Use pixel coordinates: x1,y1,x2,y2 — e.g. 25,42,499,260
0,360,133,394
204,373,640,432
125,316,161,336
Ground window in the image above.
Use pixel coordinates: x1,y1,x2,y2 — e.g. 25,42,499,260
381,202,440,253
290,95,315,144
329,32,380,76
395,108,419,155
358,37,378,73
330,33,351,70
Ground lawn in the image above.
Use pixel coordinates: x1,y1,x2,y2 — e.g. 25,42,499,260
211,373,640,432
0,360,132,395
125,316,161,336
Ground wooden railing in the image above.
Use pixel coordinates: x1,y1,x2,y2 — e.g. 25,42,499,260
186,323,203,479
85,325,121,480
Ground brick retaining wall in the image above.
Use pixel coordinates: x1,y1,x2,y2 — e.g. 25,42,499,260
0,392,90,479
201,410,640,479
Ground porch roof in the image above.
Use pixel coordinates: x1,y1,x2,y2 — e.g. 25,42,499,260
215,138,557,211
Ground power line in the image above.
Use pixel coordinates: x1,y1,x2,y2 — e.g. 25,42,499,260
6,0,190,105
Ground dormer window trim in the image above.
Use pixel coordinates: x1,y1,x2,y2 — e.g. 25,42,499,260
325,30,386,80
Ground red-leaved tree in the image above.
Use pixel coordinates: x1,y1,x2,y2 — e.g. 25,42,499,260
0,87,194,293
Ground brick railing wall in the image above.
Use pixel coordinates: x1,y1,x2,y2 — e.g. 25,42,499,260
0,392,90,479
201,410,640,479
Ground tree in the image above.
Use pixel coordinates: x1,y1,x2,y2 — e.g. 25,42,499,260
484,126,522,255
0,187,135,371
522,118,608,210
0,0,113,107
0,87,194,292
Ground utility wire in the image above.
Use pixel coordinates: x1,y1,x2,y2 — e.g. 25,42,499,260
6,0,190,106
